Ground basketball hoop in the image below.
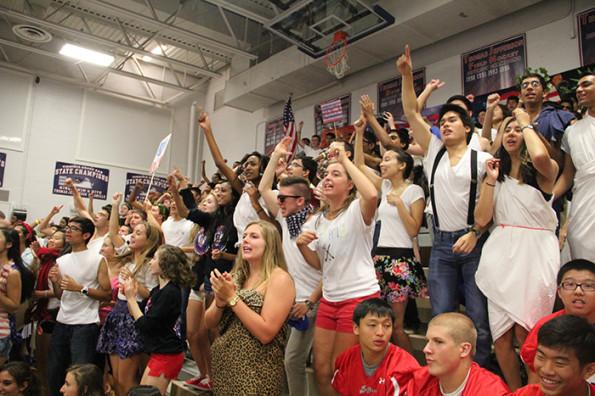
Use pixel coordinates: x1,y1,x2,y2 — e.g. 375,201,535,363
324,31,350,79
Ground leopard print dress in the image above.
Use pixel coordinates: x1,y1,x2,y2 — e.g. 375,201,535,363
211,288,288,395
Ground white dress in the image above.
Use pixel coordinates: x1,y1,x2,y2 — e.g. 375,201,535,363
475,176,560,340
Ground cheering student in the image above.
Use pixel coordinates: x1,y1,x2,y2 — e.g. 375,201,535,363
331,298,419,395
123,245,195,395
520,259,595,383
512,315,595,396
405,313,510,395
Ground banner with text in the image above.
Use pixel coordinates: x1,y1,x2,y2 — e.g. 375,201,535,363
378,68,426,122
53,162,109,200
315,94,351,136
462,34,526,96
578,7,595,66
124,172,168,202
264,117,285,156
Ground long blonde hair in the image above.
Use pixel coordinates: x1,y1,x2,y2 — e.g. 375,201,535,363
232,220,287,288
316,160,356,226
121,221,162,276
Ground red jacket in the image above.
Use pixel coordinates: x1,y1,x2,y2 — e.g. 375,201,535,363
332,344,420,395
520,310,566,372
511,383,595,395
404,362,510,396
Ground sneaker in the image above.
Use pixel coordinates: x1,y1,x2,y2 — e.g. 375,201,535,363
195,377,213,391
185,376,205,388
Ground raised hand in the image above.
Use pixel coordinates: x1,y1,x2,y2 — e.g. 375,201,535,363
485,158,500,184
353,114,367,135
360,95,375,118
427,79,445,91
112,192,122,205
50,205,63,216
273,136,293,157
64,178,74,188
486,93,501,110
383,111,396,129
396,44,412,75
512,107,531,126
198,112,211,131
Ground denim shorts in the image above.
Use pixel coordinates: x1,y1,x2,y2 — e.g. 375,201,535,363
0,335,12,358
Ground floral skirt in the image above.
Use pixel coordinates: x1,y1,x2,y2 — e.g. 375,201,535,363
97,300,144,358
373,247,428,303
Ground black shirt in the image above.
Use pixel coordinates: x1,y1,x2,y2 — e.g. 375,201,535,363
135,282,184,354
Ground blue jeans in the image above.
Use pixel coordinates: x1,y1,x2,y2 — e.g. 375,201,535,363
428,228,492,367
47,322,100,396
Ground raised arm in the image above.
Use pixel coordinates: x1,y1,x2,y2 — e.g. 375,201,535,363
417,79,445,112
332,142,378,225
109,193,125,248
514,108,559,187
259,137,293,218
200,160,210,185
474,159,499,228
398,45,431,153
482,93,500,142
168,175,189,219
198,112,242,193
353,112,382,191
65,178,93,222
38,205,63,236
359,95,393,149
87,191,95,218
295,121,305,148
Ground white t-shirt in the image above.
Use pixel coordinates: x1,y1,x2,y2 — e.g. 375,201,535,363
561,114,595,169
87,234,106,256
275,211,321,302
161,217,194,247
423,134,491,231
303,145,322,158
304,199,379,302
56,249,102,325
377,180,425,249
233,191,269,243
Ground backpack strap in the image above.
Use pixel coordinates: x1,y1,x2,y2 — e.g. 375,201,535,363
429,146,447,229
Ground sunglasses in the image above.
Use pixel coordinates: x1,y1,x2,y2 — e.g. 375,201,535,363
277,194,301,203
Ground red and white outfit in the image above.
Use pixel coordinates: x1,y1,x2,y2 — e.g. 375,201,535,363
520,309,565,372
475,176,559,340
332,344,419,396
0,264,13,340
404,362,510,395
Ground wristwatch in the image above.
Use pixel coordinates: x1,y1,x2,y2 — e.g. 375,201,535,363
80,286,89,296
304,300,314,311
519,124,535,133
469,227,482,238
228,294,240,307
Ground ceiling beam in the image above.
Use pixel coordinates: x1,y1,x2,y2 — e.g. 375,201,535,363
0,5,222,79
201,0,269,25
0,37,195,92
82,0,257,60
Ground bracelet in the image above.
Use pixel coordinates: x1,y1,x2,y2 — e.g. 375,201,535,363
486,182,496,187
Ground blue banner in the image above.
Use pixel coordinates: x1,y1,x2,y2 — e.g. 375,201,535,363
124,172,168,202
53,162,110,200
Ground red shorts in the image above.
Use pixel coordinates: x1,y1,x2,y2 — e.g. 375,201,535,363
147,352,185,380
316,292,380,333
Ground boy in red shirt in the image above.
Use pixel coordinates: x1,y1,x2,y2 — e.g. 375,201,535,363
405,312,509,395
331,298,420,395
513,315,595,395
520,259,595,382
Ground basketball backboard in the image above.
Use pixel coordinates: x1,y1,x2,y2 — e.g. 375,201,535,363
265,0,395,58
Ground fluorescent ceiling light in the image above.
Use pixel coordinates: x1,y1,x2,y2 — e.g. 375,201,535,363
59,43,114,67
143,46,167,62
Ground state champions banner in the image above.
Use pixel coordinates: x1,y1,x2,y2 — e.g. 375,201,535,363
462,34,527,96
578,7,595,66
378,68,426,122
53,162,110,200
124,172,168,202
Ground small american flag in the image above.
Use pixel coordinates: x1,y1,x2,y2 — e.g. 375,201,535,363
283,96,298,157
320,98,344,124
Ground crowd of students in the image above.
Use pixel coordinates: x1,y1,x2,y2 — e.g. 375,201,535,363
0,44,593,396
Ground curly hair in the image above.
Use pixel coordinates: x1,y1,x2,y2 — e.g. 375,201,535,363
156,245,196,287
0,362,41,396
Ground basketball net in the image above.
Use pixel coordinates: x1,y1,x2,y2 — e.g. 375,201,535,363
324,31,350,79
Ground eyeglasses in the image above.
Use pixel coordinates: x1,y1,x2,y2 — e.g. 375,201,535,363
277,194,301,203
288,162,303,168
559,280,595,292
65,225,82,232
521,80,542,89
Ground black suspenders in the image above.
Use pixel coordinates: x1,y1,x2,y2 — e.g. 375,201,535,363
429,147,478,230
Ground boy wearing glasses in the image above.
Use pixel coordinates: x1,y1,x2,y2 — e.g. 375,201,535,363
47,216,112,396
521,259,595,383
